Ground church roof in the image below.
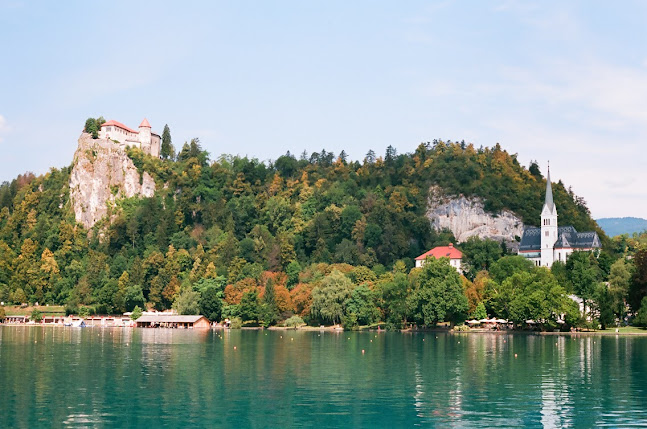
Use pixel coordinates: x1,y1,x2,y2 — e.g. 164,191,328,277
519,226,601,252
416,243,463,260
139,118,151,128
101,120,138,134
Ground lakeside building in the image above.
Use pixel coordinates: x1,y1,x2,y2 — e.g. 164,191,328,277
135,314,210,329
415,243,463,273
98,118,161,158
518,167,601,267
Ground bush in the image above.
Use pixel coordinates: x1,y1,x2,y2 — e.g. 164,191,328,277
130,306,143,320
78,306,91,317
230,317,242,329
453,324,470,332
0,306,5,321
341,313,359,331
285,315,304,328
31,309,43,322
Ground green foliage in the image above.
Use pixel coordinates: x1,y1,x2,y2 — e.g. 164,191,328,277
594,284,615,329
199,286,223,321
566,251,601,312
472,301,487,320
239,290,260,322
488,268,569,329
124,285,145,312
83,117,104,139
130,305,143,320
172,287,201,315
0,305,5,320
31,308,43,322
230,317,243,329
161,124,174,160
489,256,534,284
310,270,354,324
284,315,304,327
408,257,468,326
461,237,503,281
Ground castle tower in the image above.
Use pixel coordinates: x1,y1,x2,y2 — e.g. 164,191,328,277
138,118,152,154
540,165,558,267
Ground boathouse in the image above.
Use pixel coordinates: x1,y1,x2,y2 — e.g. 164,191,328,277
135,315,210,329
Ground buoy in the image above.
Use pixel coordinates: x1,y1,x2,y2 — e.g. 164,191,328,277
280,336,282,338
362,349,365,354
423,339,425,341
514,353,518,358
234,346,237,350
370,340,373,342
291,338,294,341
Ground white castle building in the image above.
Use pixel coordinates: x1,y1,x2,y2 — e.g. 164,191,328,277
518,167,601,267
99,118,161,158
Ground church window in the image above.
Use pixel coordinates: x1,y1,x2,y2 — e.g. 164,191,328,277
545,231,549,236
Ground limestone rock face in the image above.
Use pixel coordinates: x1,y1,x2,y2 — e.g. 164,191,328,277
427,186,523,247
69,133,155,229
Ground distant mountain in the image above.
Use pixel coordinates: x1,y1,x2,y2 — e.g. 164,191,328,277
597,217,647,237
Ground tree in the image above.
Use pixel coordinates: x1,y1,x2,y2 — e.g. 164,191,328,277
124,285,145,312
629,248,647,312
566,251,601,314
344,284,380,326
472,301,487,320
199,286,223,322
0,305,5,321
594,283,615,330
461,237,503,281
161,124,174,160
633,296,647,327
172,287,201,315
408,257,468,327
489,255,534,284
310,270,354,324
260,279,278,327
239,290,260,322
130,305,143,320
31,308,43,322
608,258,632,321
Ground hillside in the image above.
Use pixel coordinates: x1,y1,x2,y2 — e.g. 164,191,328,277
597,217,647,237
0,136,607,311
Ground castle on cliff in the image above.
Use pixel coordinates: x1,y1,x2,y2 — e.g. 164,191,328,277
99,118,161,158
518,167,601,267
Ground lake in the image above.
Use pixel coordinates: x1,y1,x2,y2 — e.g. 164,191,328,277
1,327,646,428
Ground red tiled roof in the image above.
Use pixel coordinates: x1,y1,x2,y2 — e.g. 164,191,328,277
139,118,151,128
415,243,462,260
101,120,138,134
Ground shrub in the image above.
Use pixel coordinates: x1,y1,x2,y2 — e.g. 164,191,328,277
230,317,242,329
285,315,304,328
31,309,43,322
130,306,143,320
453,324,470,332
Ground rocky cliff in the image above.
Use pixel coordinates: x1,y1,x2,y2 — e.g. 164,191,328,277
69,133,155,229
427,186,524,247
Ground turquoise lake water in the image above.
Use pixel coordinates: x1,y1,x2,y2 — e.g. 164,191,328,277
1,327,647,428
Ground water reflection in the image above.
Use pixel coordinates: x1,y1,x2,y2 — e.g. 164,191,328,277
1,327,647,427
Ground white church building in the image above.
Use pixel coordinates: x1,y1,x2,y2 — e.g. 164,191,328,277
99,118,161,158
518,167,601,267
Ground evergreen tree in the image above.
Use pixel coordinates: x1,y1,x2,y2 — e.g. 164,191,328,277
161,124,174,160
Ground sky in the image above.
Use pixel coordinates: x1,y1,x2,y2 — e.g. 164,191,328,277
1,0,646,219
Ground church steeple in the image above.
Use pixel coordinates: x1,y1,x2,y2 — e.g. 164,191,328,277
540,162,558,267
544,163,555,214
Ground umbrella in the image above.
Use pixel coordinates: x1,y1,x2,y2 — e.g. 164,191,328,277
494,319,508,324
466,319,480,324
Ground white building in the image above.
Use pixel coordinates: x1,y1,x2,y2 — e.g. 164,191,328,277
99,118,161,158
518,166,601,267
415,243,463,273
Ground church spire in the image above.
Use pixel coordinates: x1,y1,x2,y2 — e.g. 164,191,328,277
544,162,554,214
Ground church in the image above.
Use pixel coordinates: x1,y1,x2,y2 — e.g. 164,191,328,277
518,167,601,267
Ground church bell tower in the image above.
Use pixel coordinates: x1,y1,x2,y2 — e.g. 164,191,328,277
540,164,558,267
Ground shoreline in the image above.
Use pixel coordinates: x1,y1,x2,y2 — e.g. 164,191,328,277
2,323,646,336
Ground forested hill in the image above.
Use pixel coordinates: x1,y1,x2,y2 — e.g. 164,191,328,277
0,138,605,308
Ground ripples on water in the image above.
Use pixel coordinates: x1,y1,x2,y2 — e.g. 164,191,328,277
1,327,647,428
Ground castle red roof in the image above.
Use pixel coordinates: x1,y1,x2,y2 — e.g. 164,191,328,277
139,118,151,128
415,243,462,260
101,120,138,134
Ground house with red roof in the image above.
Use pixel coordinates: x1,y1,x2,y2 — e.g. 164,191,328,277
99,118,161,158
415,243,463,273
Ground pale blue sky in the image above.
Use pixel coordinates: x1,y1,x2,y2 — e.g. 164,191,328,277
1,1,646,218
